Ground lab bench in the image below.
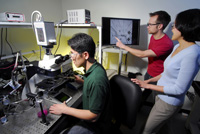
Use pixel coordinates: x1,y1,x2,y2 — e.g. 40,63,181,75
0,73,83,134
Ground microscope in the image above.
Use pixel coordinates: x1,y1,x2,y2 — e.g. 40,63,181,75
34,21,62,72
31,10,72,75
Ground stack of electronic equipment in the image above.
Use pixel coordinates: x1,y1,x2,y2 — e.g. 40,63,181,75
0,12,25,22
67,9,90,24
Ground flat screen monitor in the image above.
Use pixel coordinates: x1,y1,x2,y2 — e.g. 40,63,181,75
102,17,140,46
34,21,56,47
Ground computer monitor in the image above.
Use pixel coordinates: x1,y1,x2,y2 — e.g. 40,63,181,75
102,17,140,46
34,21,56,47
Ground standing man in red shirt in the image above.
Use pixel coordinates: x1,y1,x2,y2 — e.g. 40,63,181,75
116,10,173,104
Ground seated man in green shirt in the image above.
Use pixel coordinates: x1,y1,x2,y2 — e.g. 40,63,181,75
49,33,112,134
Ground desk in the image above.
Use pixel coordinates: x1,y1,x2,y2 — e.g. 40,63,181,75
102,47,128,75
0,77,82,134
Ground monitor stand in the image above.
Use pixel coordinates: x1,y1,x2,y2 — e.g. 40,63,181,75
101,47,128,75
118,49,123,75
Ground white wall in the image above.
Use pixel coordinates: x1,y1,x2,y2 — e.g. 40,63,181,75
61,0,200,25
0,0,62,23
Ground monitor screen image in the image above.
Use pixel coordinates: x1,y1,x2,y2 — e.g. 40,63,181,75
36,28,45,42
102,17,140,46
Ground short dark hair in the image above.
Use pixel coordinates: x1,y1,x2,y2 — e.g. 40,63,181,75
68,33,96,58
175,8,200,42
149,10,171,30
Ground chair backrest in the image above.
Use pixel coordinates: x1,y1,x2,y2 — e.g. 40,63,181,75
110,75,142,129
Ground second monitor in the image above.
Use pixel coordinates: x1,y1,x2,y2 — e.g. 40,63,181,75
102,17,140,46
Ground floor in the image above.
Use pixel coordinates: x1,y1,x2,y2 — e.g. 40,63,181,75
120,104,190,134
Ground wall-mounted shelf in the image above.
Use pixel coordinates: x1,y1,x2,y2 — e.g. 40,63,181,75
56,23,96,28
0,22,32,28
0,22,96,28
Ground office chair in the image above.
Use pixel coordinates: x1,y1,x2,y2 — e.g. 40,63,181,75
109,75,142,133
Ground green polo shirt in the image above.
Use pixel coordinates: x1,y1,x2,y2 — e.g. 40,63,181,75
82,61,112,133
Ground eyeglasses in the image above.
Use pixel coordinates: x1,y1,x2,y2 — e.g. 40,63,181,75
69,52,80,58
147,23,161,27
171,23,175,28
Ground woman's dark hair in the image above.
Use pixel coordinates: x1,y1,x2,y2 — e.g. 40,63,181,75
175,8,200,42
149,10,171,30
68,33,96,58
